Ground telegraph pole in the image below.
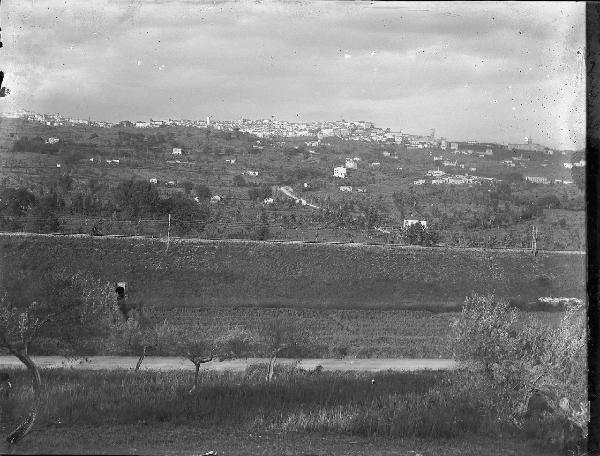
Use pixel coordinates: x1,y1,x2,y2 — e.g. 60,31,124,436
166,213,171,251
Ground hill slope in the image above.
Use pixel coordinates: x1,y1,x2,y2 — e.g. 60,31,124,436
0,234,585,310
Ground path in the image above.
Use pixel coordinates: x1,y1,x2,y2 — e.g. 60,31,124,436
0,232,585,254
0,356,458,372
278,186,321,209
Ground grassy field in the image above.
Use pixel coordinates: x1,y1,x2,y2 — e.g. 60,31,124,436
0,234,582,358
0,234,585,311
0,368,563,455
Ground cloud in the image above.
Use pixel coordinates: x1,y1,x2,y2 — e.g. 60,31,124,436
0,0,585,149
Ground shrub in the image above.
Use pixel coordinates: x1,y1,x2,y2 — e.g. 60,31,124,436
451,294,588,452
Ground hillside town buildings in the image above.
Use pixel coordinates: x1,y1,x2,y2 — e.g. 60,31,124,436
333,166,347,178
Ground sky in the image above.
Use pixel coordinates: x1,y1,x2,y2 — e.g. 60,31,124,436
0,1,585,149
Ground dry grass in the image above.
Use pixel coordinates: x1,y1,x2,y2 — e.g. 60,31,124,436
0,367,564,455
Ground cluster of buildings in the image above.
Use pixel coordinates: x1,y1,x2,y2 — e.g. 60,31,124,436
2,110,113,128
525,176,575,185
563,159,586,169
415,167,495,186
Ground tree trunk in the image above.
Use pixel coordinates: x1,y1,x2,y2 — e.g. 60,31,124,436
7,350,41,444
135,346,147,371
188,363,201,393
266,352,277,383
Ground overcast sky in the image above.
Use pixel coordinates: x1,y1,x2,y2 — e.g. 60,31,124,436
1,1,585,149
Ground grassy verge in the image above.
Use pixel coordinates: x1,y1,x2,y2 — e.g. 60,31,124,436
0,367,561,455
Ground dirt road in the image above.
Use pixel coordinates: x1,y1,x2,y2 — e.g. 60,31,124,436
0,231,585,254
0,356,457,372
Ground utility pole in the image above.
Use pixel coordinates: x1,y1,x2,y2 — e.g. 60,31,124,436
166,213,171,251
531,225,538,256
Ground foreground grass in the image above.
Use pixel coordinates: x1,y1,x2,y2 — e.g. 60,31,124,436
0,424,560,455
0,367,561,455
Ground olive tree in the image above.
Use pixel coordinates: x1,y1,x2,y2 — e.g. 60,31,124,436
0,270,117,444
170,326,255,392
120,311,173,371
451,294,588,452
259,316,304,383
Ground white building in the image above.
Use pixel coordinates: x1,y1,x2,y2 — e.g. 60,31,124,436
413,179,426,185
525,176,550,184
210,195,222,203
149,178,158,184
225,159,236,164
403,219,427,229
172,147,183,155
426,169,446,177
245,170,259,177
345,159,357,169
563,162,573,169
370,162,381,167
339,185,353,192
263,197,274,205
45,137,59,144
333,166,347,178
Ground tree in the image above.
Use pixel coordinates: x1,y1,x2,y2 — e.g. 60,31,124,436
181,181,194,195
26,195,61,233
194,183,212,200
164,194,210,236
451,294,588,452
114,180,161,218
259,316,302,383
233,175,247,187
248,185,272,201
170,326,255,392
249,208,270,241
570,149,585,192
0,270,117,444
120,310,172,371
0,187,36,217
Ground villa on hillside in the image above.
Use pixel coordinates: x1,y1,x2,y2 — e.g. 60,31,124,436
333,166,347,178
403,219,427,229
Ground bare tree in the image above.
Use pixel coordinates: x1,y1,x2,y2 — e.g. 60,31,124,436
0,270,117,444
179,337,214,393
121,310,171,371
172,326,256,392
259,316,302,383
